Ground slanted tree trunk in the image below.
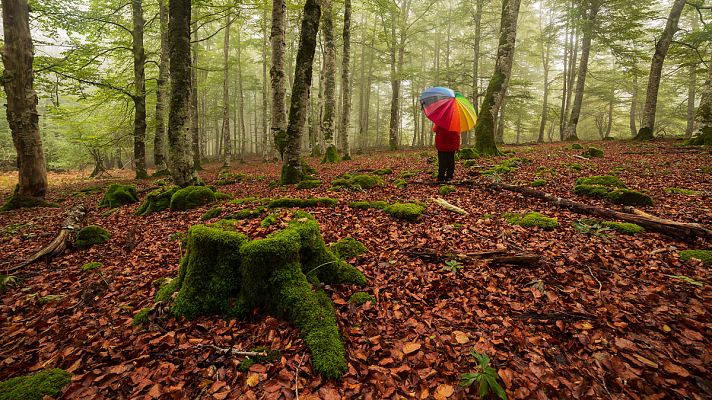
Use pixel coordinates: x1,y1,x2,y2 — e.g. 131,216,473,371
167,0,198,187
270,0,288,158
563,0,600,140
132,0,148,179
221,15,232,167
630,74,638,137
474,0,521,155
338,0,352,160
154,0,170,174
1,0,48,200
281,0,320,184
689,55,712,145
321,0,338,163
634,0,686,141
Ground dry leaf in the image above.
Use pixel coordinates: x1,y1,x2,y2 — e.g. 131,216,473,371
402,341,421,354
246,373,260,388
434,384,455,399
453,331,469,344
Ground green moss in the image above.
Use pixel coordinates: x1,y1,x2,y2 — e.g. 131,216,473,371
369,201,388,210
601,221,644,235
0,368,71,400
296,179,321,189
372,168,393,175
679,250,712,265
394,179,407,189
458,148,480,160
226,207,264,220
214,171,248,186
72,186,103,196
439,185,456,195
481,213,494,219
349,201,370,209
200,207,222,221
74,225,111,249
81,262,102,272
503,212,558,230
1,194,58,212
607,189,653,206
573,184,613,198
568,163,583,171
322,145,340,163
260,213,278,228
531,179,547,187
349,174,384,189
686,129,712,145
349,292,376,305
170,186,216,211
268,197,338,208
230,197,269,205
482,165,515,175
383,203,425,222
330,237,368,259
575,175,627,188
236,347,282,372
463,160,480,167
582,147,604,158
399,171,419,179
665,187,701,196
99,183,138,208
136,185,179,215
154,278,179,302
131,307,151,326
571,143,583,150
213,192,232,201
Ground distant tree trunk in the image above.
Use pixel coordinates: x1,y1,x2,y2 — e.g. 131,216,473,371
237,29,247,159
1,0,48,199
558,10,570,140
167,0,198,187
388,0,411,151
605,88,614,138
321,0,338,163
154,0,169,174
685,64,697,139
281,0,320,184
537,8,552,144
689,55,712,145
634,0,686,141
563,0,600,141
563,18,579,140
191,17,202,170
132,0,148,179
630,74,638,137
515,111,522,144
221,15,232,167
474,0,521,155
261,6,271,161
270,0,288,158
338,0,352,160
464,0,483,147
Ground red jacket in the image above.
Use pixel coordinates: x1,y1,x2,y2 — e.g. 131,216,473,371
434,125,461,152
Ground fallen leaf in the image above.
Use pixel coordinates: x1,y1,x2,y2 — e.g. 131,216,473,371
434,384,454,399
663,361,689,377
453,331,469,344
246,373,260,388
402,341,421,354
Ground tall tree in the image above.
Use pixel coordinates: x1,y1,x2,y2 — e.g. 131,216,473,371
221,15,232,167
689,55,712,145
167,0,198,187
474,0,521,155
131,0,148,178
386,0,412,150
1,0,48,202
634,0,686,140
338,0,352,160
321,0,339,163
537,6,553,144
191,13,202,170
281,0,321,184
154,0,170,174
270,0,288,158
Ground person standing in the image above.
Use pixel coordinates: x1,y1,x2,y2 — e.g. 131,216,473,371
434,124,460,181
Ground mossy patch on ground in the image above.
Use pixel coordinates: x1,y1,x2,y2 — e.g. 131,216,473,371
200,207,223,221
136,186,179,215
438,185,456,195
260,213,278,228
349,292,376,305
573,176,653,206
230,197,270,206
393,179,407,189
607,189,653,206
170,186,216,211
99,183,138,208
679,250,712,265
330,237,368,259
331,173,384,190
573,184,614,198
582,147,604,158
74,225,111,249
503,212,558,230
131,307,151,326
372,168,393,175
568,163,583,171
296,179,322,189
1,194,59,212
531,179,547,187
0,368,71,400
214,171,248,186
267,197,338,208
348,200,388,210
383,203,425,222
601,221,644,235
225,207,265,220
399,170,419,179
81,262,102,271
458,148,480,160
575,175,627,188
665,187,701,196
571,143,583,150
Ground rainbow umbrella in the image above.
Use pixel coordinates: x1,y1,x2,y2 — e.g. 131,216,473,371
419,87,477,133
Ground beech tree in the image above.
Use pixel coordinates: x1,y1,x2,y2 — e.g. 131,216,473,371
339,0,353,160
131,0,148,178
270,0,288,158
153,0,170,175
321,0,339,163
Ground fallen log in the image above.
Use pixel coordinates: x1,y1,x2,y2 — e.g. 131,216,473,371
461,180,712,241
5,204,87,273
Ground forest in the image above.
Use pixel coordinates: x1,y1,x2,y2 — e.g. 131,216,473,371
0,0,710,398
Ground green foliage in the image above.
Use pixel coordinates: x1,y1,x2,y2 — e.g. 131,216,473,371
601,221,644,235
131,307,151,326
330,237,368,259
665,274,705,287
438,185,456,195
170,186,216,211
81,262,102,271
136,186,179,216
571,143,583,149
74,225,110,249
200,207,222,221
679,250,712,265
607,189,653,206
458,147,480,160
383,203,425,222
393,179,407,189
459,351,507,400
372,168,393,175
267,197,338,208
530,179,547,187
349,292,376,305
0,195,59,212
0,368,72,400
503,212,558,230
575,175,627,188
296,179,322,189
582,147,604,158
442,260,464,276
98,184,138,208
665,187,701,196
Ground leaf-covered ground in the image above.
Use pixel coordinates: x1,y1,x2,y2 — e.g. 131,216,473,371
1,140,710,399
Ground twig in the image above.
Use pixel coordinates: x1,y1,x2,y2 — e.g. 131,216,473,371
196,344,267,357
294,351,305,400
586,264,602,293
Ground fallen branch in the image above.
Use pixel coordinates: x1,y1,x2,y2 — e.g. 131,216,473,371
489,255,540,265
512,312,593,321
404,246,537,265
430,197,469,215
196,344,268,357
5,204,87,273
460,181,712,242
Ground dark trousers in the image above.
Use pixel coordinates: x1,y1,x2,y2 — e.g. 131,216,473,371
437,151,456,181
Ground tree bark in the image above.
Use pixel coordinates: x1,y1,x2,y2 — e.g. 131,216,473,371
191,15,202,170
558,10,570,141
167,0,198,187
154,0,170,174
338,0,352,160
1,0,48,199
388,0,412,151
563,16,578,140
563,0,600,140
261,6,271,161
474,0,521,155
237,29,247,158
321,0,338,162
281,0,320,184
605,87,614,138
537,8,552,144
270,0,288,158
221,15,232,167
685,63,697,139
689,55,712,145
629,74,638,137
132,0,148,179
634,0,686,141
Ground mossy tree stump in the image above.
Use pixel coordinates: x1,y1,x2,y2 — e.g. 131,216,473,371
159,212,366,378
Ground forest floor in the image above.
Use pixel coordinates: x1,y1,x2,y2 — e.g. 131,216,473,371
0,139,710,400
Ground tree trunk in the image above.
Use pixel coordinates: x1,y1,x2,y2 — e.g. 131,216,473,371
558,11,570,140
689,55,712,145
387,0,411,151
630,74,638,137
237,29,247,159
685,63,697,139
281,0,320,184
261,7,271,161
563,17,578,140
321,0,338,163
605,88,614,138
270,0,288,159
154,0,169,174
496,96,507,144
563,0,600,141
132,0,148,179
537,8,552,144
338,0,352,160
167,0,198,187
191,16,202,170
221,15,232,167
634,0,686,141
474,0,521,155
1,0,48,200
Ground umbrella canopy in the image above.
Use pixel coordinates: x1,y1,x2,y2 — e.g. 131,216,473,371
420,87,477,133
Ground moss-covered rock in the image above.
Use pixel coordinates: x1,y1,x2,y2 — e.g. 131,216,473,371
601,221,644,235
330,237,368,259
531,179,547,187
349,292,376,305
573,184,613,198
438,185,456,196
503,212,558,230
99,183,138,208
575,175,627,188
213,191,232,201
383,203,425,222
679,250,712,265
607,189,653,206
81,262,102,271
74,225,111,249
571,143,583,150
268,197,338,208
0,194,58,212
296,179,322,189
582,147,604,158
200,207,222,221
136,185,179,215
225,207,265,220
214,171,248,186
0,368,71,400
331,174,383,190
458,147,480,160
170,186,216,211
